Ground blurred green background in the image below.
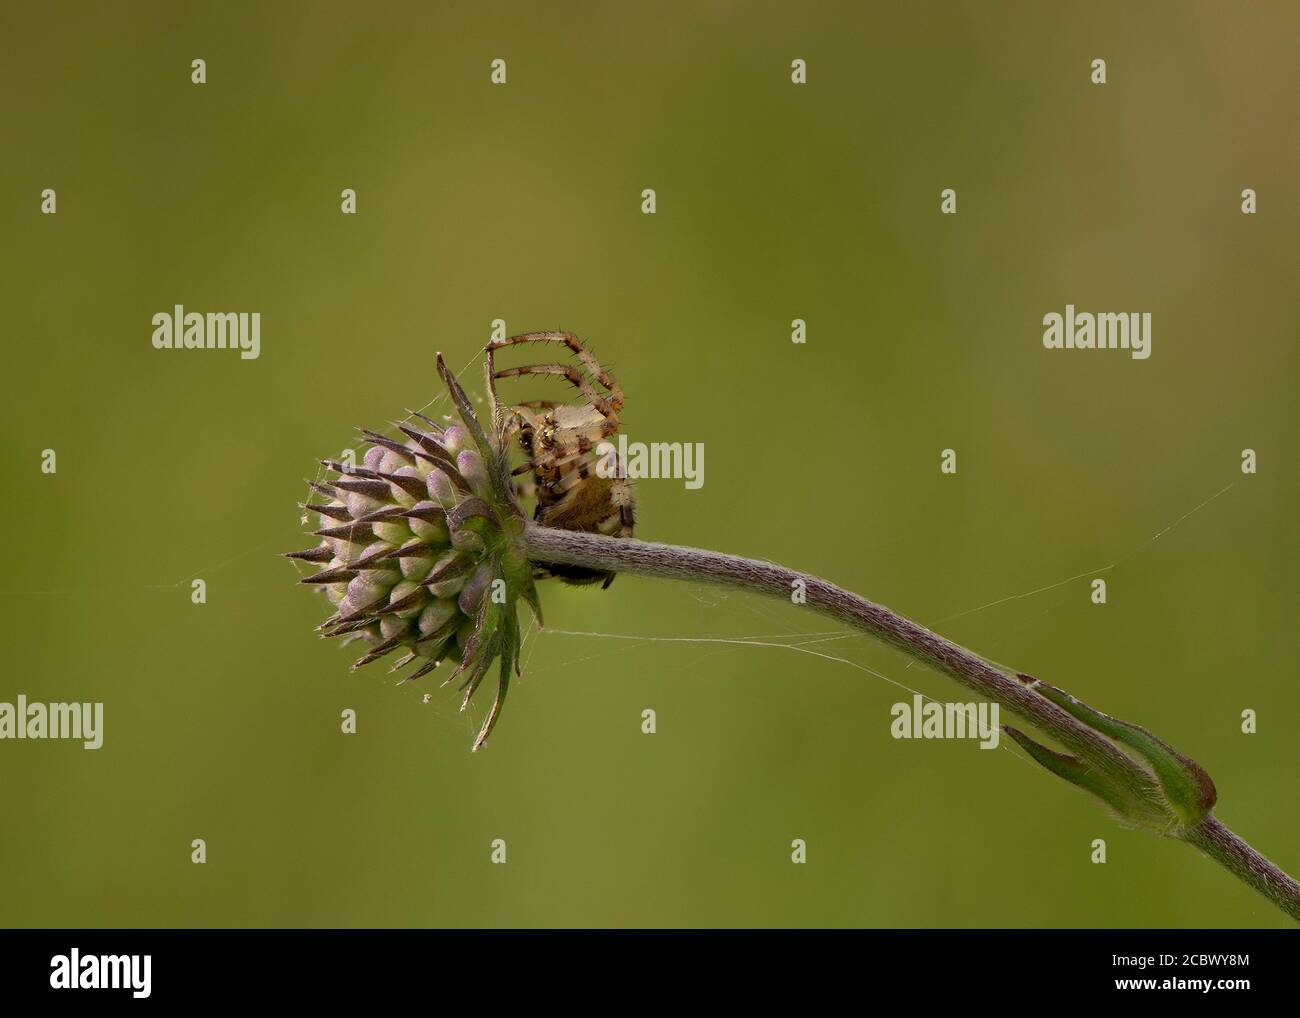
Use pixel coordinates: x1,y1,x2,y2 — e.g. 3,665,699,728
2,1,1297,927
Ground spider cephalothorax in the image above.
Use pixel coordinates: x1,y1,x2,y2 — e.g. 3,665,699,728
486,331,635,588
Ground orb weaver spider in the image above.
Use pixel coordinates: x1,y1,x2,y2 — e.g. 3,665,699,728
486,331,635,588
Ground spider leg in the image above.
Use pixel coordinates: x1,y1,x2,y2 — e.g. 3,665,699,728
491,363,618,418
504,405,543,457
546,440,626,495
509,420,601,478
616,485,635,537
487,331,624,408
551,456,595,494
497,411,521,444
483,354,503,427
549,419,621,449
606,452,636,538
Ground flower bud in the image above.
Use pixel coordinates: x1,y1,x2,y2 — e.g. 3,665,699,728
287,352,543,751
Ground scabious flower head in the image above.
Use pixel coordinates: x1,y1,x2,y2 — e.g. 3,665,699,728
287,355,540,751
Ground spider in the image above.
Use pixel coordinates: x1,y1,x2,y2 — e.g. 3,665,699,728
486,331,635,588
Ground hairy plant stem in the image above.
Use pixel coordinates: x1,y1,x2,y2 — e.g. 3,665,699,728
522,523,1300,923
1181,817,1300,923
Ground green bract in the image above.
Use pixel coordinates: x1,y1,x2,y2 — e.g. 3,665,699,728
1005,675,1217,834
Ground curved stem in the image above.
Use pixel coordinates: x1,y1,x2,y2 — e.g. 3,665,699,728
525,524,1143,785
523,523,1300,923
